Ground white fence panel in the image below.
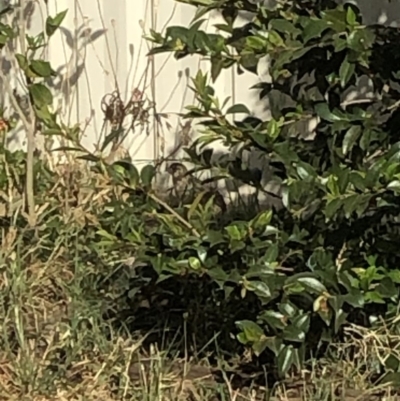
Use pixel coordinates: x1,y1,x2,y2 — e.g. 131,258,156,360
1,0,400,165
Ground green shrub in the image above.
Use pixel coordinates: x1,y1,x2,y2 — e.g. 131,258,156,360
2,0,400,385
117,0,400,377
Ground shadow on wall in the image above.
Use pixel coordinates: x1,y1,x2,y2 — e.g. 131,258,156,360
49,26,106,101
0,1,157,159
0,1,107,149
354,0,400,26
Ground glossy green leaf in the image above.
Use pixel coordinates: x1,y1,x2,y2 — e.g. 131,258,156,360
279,302,297,318
113,160,139,188
46,10,68,37
267,119,280,140
292,314,310,332
166,26,189,41
252,338,269,356
343,194,360,218
360,129,372,151
101,129,123,152
342,291,365,308
334,309,348,333
270,19,300,36
225,225,244,241
339,56,355,87
262,310,287,330
346,6,357,25
302,19,330,42
342,125,361,155
29,83,53,108
252,210,272,229
295,161,316,180
236,320,264,343
240,53,259,74
263,337,283,356
247,281,271,298
207,266,228,286
140,164,156,187
30,60,54,78
350,172,366,191
315,103,341,122
188,257,201,270
286,274,327,294
277,345,295,376
321,8,347,32
347,29,375,51
264,243,279,263
246,36,268,50
226,104,250,114
15,53,29,71
282,325,306,343
387,180,400,193
211,55,224,82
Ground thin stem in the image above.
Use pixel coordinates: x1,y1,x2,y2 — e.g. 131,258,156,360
148,192,201,237
20,0,36,226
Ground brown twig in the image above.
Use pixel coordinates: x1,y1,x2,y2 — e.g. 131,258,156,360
340,98,374,108
148,192,201,238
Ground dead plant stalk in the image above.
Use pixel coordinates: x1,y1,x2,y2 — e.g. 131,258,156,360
0,0,37,226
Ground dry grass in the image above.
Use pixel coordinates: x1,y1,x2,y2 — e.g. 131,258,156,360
0,166,399,401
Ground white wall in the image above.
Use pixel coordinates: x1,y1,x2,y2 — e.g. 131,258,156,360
0,0,399,166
